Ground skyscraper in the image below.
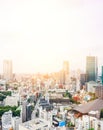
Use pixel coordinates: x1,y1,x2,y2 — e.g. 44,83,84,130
3,60,13,80
26,104,32,121
12,117,22,130
63,61,69,75
61,61,69,84
21,100,27,122
86,56,98,82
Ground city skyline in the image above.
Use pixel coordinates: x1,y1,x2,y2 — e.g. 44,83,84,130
0,0,103,73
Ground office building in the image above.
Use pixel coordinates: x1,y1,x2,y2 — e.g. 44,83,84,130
3,60,13,81
75,115,100,130
19,118,50,130
21,100,33,122
80,73,87,89
82,115,90,129
39,109,53,126
86,56,98,82
26,104,32,121
2,110,12,130
21,100,27,122
63,61,69,75
86,81,98,93
95,86,103,99
12,117,22,130
60,61,69,85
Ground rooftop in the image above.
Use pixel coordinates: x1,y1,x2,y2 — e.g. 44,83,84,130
74,98,103,114
20,118,49,130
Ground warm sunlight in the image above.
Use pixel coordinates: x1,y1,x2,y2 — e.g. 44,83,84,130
0,0,103,73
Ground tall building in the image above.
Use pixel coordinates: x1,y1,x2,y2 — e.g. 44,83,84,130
12,117,22,130
3,60,13,80
26,104,32,121
63,61,69,74
21,100,33,122
95,86,103,99
86,56,98,82
21,100,27,122
80,73,87,89
2,110,12,130
60,61,69,85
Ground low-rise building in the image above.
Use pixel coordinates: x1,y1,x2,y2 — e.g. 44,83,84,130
4,96,19,106
19,118,50,130
86,81,98,93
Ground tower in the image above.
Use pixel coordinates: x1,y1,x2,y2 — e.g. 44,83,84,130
26,104,32,121
62,61,69,84
3,60,13,81
12,117,22,130
63,61,69,75
86,56,98,82
21,100,27,122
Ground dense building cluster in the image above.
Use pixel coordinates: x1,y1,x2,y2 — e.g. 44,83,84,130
0,56,103,130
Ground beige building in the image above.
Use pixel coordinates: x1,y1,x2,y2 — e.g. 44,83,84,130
95,86,103,99
63,61,69,85
3,60,13,80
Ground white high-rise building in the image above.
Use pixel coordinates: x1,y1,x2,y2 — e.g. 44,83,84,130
2,110,12,130
3,60,13,81
12,117,22,130
82,115,90,130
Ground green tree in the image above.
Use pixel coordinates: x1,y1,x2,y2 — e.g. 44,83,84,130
88,128,94,130
0,91,11,96
67,122,75,127
100,108,103,119
0,94,6,101
0,106,20,117
13,110,21,117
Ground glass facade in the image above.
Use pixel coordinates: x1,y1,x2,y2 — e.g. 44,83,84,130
86,56,98,82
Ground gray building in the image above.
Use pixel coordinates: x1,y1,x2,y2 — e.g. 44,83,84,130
26,104,32,121
95,86,103,99
21,100,27,122
80,73,87,89
86,56,98,82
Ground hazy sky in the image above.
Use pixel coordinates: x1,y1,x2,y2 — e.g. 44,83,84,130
0,0,103,73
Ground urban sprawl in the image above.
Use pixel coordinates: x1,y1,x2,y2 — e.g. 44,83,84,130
0,56,103,130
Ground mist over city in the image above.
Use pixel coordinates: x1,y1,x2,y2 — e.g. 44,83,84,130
0,0,103,73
